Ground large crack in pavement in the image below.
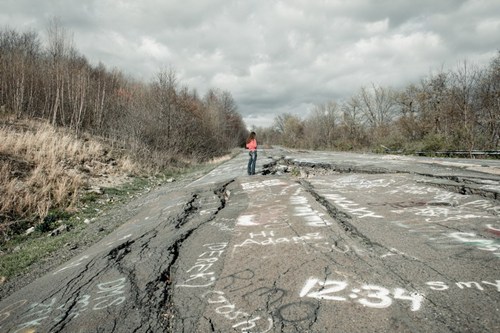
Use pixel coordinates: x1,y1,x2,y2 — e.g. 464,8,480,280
263,156,500,201
156,180,234,331
174,194,200,229
41,180,235,332
299,179,388,254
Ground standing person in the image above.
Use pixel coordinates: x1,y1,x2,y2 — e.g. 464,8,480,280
246,131,257,175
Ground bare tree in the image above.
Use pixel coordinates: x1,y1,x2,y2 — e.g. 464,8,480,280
420,71,449,136
0,29,41,118
202,88,245,151
476,51,500,149
273,113,304,148
151,67,178,151
67,53,90,135
393,84,425,142
358,84,397,129
89,62,108,133
448,60,482,152
304,101,338,149
339,96,366,148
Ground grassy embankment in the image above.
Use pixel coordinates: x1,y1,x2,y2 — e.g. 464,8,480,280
0,118,222,284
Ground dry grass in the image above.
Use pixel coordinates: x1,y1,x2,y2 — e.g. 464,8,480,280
0,118,139,239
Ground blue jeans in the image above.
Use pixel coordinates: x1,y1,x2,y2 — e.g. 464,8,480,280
248,151,257,175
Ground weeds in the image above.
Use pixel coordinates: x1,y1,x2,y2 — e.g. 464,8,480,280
0,118,139,242
290,167,301,177
0,173,152,280
36,210,73,233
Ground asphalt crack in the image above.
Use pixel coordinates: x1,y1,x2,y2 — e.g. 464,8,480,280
263,156,500,201
43,180,234,332
175,193,200,229
299,179,384,251
155,180,234,329
108,239,134,262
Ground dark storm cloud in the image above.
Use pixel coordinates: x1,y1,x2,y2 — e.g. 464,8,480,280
2,0,499,128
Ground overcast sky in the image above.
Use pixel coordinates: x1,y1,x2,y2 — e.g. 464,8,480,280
2,0,499,128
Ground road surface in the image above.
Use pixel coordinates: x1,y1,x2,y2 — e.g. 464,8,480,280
1,148,499,332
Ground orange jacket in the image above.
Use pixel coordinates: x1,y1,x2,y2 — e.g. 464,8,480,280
246,139,257,151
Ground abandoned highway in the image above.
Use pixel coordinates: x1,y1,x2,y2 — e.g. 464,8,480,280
1,148,499,332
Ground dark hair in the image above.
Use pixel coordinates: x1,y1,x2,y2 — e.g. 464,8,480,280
246,131,256,143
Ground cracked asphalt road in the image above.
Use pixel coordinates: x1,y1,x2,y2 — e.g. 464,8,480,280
1,148,499,332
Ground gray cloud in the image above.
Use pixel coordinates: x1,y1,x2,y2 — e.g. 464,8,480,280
2,0,499,128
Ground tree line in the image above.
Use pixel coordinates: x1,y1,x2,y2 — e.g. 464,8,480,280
258,52,500,155
0,21,248,169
